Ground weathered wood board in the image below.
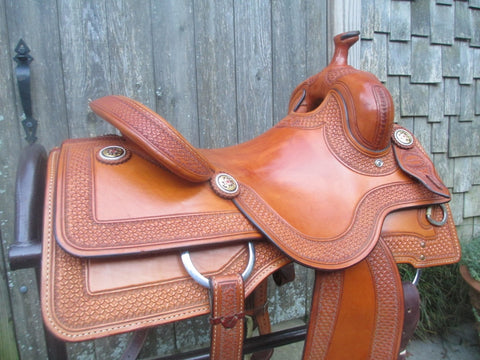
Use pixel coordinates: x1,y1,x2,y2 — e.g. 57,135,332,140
0,1,328,358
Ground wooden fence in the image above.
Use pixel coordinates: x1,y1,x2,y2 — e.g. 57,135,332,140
0,1,334,358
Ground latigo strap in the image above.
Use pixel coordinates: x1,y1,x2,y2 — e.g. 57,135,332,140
210,274,245,360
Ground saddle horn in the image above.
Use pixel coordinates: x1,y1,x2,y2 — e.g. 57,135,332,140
288,31,360,113
332,31,361,66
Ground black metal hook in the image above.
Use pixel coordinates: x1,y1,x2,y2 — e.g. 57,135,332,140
13,39,37,144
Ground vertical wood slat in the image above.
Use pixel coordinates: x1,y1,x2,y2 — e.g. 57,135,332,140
303,0,328,314
152,0,199,145
328,0,362,68
306,1,328,76
106,0,156,108
272,0,308,123
150,0,198,353
234,0,273,142
194,0,237,148
57,0,113,139
5,0,69,150
270,0,314,324
3,0,70,358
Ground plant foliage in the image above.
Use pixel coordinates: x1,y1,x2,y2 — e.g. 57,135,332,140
461,237,480,282
399,263,472,340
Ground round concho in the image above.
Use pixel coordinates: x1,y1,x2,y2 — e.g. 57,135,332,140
392,128,414,149
211,173,240,199
97,145,130,165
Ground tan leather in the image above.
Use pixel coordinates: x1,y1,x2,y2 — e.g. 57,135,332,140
88,34,450,270
303,239,404,360
247,279,274,360
249,279,271,336
54,136,261,258
41,141,458,345
392,124,449,197
88,32,452,270
89,96,214,183
288,35,449,199
204,96,448,269
382,205,460,267
42,148,290,341
210,274,245,360
289,32,360,115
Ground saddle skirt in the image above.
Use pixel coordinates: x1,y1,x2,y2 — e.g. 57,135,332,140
53,134,459,268
43,138,460,342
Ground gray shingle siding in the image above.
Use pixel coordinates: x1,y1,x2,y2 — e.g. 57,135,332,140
361,1,480,236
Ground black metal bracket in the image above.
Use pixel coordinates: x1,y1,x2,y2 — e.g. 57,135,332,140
13,39,37,145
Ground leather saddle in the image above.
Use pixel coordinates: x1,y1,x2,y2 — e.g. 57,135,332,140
41,32,460,359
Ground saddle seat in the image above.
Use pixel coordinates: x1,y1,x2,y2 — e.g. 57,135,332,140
85,32,450,270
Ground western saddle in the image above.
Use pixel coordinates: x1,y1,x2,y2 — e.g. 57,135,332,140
16,31,461,359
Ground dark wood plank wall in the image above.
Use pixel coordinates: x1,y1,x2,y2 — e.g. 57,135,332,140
0,1,328,358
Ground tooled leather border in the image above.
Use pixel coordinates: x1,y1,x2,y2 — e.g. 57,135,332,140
276,93,397,175
382,205,461,267
368,240,403,359
92,96,214,180
234,181,446,270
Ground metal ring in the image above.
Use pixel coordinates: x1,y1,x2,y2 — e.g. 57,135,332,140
412,268,422,286
293,89,306,112
181,242,255,289
426,203,447,227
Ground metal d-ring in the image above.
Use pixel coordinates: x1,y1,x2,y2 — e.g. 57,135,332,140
181,242,255,289
426,203,448,227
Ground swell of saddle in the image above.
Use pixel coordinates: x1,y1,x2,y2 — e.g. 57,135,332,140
288,30,394,155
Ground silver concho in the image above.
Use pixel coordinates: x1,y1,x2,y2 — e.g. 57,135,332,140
393,128,414,148
98,146,128,162
215,173,239,195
